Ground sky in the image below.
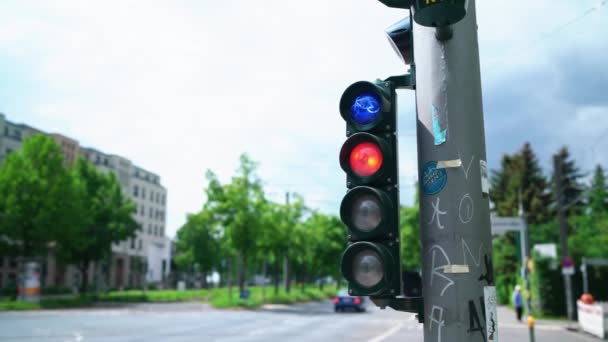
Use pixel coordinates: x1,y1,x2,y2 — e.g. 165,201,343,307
1,0,607,238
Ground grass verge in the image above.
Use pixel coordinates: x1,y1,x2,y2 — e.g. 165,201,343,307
0,285,338,311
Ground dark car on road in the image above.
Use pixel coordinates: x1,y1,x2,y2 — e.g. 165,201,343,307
333,289,365,312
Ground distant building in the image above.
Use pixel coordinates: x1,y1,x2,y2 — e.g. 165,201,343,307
0,113,171,290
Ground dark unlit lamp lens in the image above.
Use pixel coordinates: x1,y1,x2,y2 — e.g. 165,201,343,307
351,194,382,232
353,249,384,288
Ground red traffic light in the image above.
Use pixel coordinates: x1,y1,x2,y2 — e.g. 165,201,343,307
350,142,383,177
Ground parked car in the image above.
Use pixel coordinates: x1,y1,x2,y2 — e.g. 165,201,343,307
333,289,365,312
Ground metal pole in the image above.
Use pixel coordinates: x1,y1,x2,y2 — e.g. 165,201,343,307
554,156,574,320
413,1,494,341
581,258,588,294
521,213,535,342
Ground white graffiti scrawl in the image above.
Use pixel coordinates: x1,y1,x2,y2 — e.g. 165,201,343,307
429,305,446,342
429,245,454,296
428,197,448,230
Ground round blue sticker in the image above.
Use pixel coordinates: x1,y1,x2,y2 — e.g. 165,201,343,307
422,161,447,195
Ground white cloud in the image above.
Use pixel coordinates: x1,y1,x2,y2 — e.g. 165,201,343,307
0,0,606,237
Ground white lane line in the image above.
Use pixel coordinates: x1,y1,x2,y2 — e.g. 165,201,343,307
367,322,405,342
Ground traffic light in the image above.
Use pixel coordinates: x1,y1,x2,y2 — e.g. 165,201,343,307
339,80,401,298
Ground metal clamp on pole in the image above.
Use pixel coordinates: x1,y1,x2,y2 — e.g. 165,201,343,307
371,296,424,323
384,68,416,91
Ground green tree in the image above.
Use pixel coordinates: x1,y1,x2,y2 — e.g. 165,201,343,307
58,159,139,294
0,135,78,258
400,186,421,270
588,164,608,216
289,209,345,293
568,165,608,265
175,210,222,288
259,194,305,293
204,154,266,292
490,143,551,303
552,146,584,216
568,214,608,264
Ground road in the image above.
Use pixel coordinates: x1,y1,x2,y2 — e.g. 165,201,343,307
0,301,601,341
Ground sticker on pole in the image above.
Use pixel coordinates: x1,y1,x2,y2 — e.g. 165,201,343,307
484,286,498,342
431,104,448,145
480,160,489,195
422,161,447,195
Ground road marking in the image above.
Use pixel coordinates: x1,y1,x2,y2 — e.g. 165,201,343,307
63,332,83,342
367,322,405,342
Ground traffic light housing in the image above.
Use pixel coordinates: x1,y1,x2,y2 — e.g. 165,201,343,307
339,80,402,298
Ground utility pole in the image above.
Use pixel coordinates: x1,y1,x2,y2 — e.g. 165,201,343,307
413,1,496,341
554,156,575,320
520,192,536,341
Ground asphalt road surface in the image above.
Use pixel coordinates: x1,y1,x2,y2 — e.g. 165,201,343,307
0,301,601,341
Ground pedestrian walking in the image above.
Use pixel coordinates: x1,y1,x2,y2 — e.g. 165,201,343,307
512,285,524,322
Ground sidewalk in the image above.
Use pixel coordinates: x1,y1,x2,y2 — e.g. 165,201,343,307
498,306,571,331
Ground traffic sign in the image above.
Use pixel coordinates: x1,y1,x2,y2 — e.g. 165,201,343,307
490,216,525,234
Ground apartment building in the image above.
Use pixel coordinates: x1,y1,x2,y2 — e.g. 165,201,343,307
0,113,171,290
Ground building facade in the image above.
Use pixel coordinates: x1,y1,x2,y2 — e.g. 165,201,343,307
0,113,171,290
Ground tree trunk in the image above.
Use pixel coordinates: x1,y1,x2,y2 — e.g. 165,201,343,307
227,257,233,299
262,261,267,303
202,272,208,289
238,252,246,292
284,257,290,293
274,257,280,295
79,261,90,295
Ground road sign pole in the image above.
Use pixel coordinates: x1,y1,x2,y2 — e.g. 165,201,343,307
412,1,495,341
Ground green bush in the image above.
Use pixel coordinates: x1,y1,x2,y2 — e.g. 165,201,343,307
42,286,73,295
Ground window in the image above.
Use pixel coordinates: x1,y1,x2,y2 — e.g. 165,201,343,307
160,226,164,236
142,188,146,198
148,224,152,234
156,193,160,203
150,191,154,201
162,194,165,205
138,239,142,250
130,238,135,249
5,148,12,155
149,207,153,218
9,258,17,269
154,225,157,236
133,185,139,197
103,158,109,166
140,205,145,215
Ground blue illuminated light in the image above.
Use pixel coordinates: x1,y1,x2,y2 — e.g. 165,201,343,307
350,93,381,125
